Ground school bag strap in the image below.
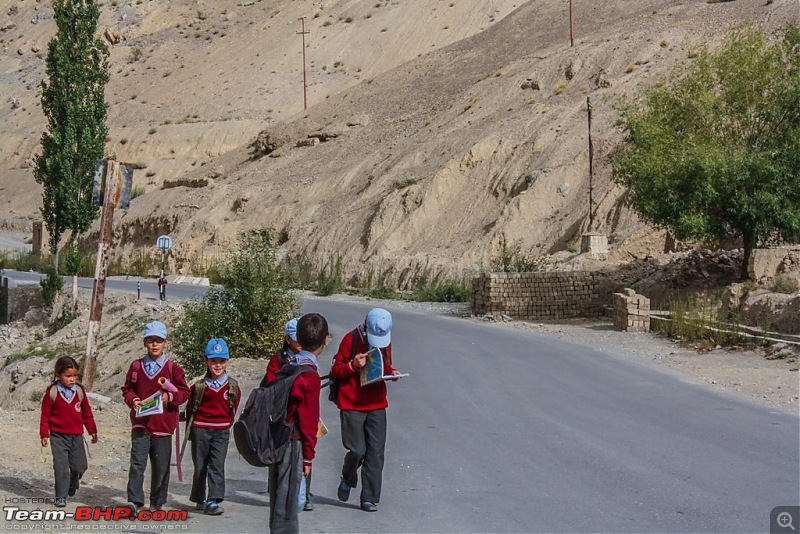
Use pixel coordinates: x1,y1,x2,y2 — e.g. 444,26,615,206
322,327,361,405
227,377,239,418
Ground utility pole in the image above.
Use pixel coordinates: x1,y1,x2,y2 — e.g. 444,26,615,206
296,17,310,110
569,0,574,47
587,96,594,232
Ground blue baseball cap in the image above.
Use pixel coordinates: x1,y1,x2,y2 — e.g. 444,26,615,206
284,318,299,342
143,321,167,340
205,338,230,359
366,308,392,348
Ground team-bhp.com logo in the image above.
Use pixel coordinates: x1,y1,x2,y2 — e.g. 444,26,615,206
4,503,188,527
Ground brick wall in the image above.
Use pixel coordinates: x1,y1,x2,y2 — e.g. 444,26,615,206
472,271,607,319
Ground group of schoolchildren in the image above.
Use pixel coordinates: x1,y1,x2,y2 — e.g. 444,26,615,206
39,307,400,533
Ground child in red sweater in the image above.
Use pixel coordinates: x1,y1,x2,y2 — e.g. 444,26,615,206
186,338,240,516
39,356,98,507
121,321,190,514
268,313,326,533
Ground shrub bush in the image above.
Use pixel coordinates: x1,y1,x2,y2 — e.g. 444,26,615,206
170,231,300,379
40,270,64,306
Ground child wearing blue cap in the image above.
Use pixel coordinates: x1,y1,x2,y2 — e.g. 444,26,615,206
186,338,240,516
261,318,302,386
121,320,191,514
330,308,402,513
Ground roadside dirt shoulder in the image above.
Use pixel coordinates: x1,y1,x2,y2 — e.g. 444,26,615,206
484,316,800,415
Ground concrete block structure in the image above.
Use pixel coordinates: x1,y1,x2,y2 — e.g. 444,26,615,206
613,288,650,332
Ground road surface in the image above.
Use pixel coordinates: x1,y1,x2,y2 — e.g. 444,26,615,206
1,272,798,532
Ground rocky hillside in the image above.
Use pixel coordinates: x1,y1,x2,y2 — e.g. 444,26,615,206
1,0,797,284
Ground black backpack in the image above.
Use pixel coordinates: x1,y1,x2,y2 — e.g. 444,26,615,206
324,328,360,404
233,364,311,467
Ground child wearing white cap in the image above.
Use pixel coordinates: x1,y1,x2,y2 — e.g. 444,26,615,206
186,338,240,516
329,308,402,513
121,321,191,514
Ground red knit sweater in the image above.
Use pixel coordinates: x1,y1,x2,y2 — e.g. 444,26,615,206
286,365,321,467
121,357,191,437
39,385,98,439
329,327,395,411
187,380,241,430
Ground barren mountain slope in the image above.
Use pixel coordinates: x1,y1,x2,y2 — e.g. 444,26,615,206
1,0,798,284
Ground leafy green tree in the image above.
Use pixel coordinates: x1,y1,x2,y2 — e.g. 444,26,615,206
171,231,300,378
34,0,109,271
611,23,800,279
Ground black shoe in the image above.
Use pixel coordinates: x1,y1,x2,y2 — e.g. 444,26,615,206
68,487,77,497
303,498,314,511
360,501,378,512
337,480,351,502
54,498,67,508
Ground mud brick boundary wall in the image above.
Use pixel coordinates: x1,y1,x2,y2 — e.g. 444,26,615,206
472,271,608,320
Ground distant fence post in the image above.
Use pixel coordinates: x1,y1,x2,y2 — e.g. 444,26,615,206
0,277,9,325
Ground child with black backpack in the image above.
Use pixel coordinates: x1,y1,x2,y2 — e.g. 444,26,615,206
186,338,240,516
268,313,327,533
40,356,98,507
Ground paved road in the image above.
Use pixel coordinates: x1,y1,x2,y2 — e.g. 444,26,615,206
180,299,799,533
2,272,798,532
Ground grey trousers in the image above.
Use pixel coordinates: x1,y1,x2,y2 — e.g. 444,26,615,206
50,432,87,499
127,430,172,508
190,427,230,504
268,439,303,534
340,409,387,504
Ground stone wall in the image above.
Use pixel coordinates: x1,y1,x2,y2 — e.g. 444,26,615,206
472,271,607,319
0,278,44,325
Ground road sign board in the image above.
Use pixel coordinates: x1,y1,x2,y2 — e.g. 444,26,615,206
156,235,172,251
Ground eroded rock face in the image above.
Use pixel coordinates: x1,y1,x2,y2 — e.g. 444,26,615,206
738,290,800,335
748,246,800,285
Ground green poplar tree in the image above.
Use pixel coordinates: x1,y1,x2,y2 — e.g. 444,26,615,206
34,0,109,272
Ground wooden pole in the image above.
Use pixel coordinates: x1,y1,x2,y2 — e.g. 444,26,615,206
83,160,117,391
587,96,594,232
569,0,574,47
297,17,310,110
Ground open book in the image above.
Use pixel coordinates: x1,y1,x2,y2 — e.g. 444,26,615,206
360,347,409,386
135,391,164,417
